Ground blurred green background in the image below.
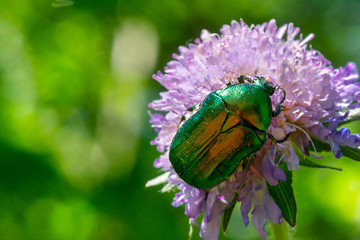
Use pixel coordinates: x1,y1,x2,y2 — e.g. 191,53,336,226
0,0,360,239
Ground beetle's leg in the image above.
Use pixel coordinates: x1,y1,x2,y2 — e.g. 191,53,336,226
187,105,196,112
237,75,246,83
272,87,286,117
180,104,200,123
180,115,186,122
237,75,253,84
267,132,290,144
180,106,194,122
272,105,282,117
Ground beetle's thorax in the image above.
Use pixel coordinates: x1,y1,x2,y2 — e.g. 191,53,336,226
217,83,273,132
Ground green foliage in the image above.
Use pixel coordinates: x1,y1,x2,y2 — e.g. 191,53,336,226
294,142,342,171
267,164,297,227
311,135,360,162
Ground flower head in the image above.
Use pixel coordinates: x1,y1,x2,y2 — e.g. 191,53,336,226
148,19,360,239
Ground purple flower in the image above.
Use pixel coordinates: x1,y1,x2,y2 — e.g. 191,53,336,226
147,19,360,239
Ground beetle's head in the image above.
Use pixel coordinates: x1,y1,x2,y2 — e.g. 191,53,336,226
254,76,275,96
253,76,287,116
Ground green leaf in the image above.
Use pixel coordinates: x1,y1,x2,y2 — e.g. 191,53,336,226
310,135,360,162
339,145,360,162
222,193,238,232
310,135,331,152
293,142,342,171
267,164,297,227
299,157,342,171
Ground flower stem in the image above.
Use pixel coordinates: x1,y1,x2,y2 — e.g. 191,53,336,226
270,222,290,240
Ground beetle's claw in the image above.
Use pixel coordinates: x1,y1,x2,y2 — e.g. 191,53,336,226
272,105,283,117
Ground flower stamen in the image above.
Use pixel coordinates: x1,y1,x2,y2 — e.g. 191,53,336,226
288,123,319,157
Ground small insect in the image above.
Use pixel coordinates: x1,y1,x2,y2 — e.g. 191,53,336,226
169,75,286,190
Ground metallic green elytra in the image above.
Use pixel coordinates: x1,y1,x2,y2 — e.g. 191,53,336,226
169,76,286,190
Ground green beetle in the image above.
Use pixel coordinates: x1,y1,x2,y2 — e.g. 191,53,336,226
169,75,286,190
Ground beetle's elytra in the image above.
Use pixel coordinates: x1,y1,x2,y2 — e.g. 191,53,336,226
169,76,286,190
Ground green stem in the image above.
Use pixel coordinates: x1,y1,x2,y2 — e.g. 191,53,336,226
270,222,290,240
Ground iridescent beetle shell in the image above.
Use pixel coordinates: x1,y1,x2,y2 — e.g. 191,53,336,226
169,76,282,190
